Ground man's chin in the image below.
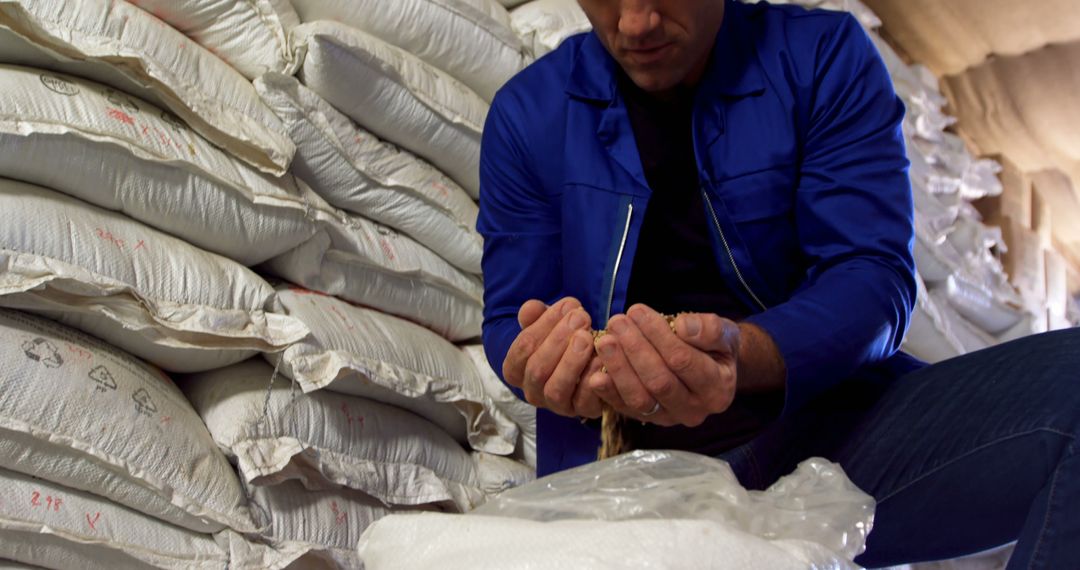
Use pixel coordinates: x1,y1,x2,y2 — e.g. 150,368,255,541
622,68,681,94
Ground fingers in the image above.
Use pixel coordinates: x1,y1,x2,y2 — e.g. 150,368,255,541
586,364,680,426
517,299,547,329
611,310,695,416
543,329,595,416
503,297,581,388
594,319,660,416
585,368,626,412
522,308,591,407
570,357,605,419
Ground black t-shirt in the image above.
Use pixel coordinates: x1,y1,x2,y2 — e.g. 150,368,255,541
617,71,782,456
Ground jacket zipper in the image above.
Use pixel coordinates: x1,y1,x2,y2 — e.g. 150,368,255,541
605,202,634,323
702,190,768,311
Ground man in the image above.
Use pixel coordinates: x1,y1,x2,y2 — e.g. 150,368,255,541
478,0,1079,566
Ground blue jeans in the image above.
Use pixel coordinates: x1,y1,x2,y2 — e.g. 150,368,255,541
716,328,1080,568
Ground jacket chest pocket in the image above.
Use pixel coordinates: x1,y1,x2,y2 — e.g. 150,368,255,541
717,167,796,222
713,167,801,296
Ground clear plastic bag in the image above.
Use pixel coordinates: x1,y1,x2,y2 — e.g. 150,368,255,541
358,451,875,569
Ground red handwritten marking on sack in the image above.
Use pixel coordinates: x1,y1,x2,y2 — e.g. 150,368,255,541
112,110,189,155
160,415,172,425
30,491,63,512
331,501,347,525
95,228,148,253
379,239,396,262
95,228,125,250
86,512,101,530
106,107,135,126
339,402,365,430
328,305,356,331
430,181,452,199
66,344,93,361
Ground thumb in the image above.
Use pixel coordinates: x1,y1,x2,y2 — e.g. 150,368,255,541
675,313,741,357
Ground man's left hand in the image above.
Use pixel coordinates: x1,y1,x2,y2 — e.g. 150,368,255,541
585,304,741,427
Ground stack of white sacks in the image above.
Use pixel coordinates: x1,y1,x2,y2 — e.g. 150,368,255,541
0,0,537,567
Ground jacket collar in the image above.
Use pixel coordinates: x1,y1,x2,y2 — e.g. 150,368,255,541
564,0,766,103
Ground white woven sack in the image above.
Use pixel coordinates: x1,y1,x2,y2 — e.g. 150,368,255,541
941,273,1024,335
291,0,527,101
929,289,996,355
295,21,487,197
181,358,488,511
0,310,254,534
127,0,301,80
0,0,294,175
472,452,536,496
497,0,530,8
247,479,435,569
268,287,517,454
510,0,591,57
0,467,226,569
256,73,482,273
0,468,306,570
463,345,537,467
0,179,309,372
0,65,317,266
263,206,483,342
901,275,964,364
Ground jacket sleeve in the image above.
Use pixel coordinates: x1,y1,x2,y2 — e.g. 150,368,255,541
744,15,917,414
477,94,563,400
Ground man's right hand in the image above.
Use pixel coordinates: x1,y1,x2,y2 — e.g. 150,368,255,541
503,298,600,417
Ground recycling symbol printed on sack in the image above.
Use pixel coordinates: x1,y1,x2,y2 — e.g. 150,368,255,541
22,338,64,368
132,388,158,417
88,365,118,393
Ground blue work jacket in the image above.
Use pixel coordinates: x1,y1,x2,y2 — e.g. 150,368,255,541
478,0,926,476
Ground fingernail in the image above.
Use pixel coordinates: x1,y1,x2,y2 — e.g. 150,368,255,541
599,342,616,357
572,335,590,353
561,301,575,316
608,319,628,335
629,306,646,325
684,315,701,337
568,311,588,329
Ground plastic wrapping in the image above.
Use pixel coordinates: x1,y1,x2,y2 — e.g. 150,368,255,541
358,450,874,569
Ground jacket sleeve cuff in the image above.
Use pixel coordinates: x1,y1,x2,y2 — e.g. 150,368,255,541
743,293,897,416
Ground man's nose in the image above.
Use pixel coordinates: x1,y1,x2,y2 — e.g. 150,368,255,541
618,1,662,39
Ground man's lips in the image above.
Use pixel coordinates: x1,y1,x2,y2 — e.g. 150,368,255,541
623,42,675,64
